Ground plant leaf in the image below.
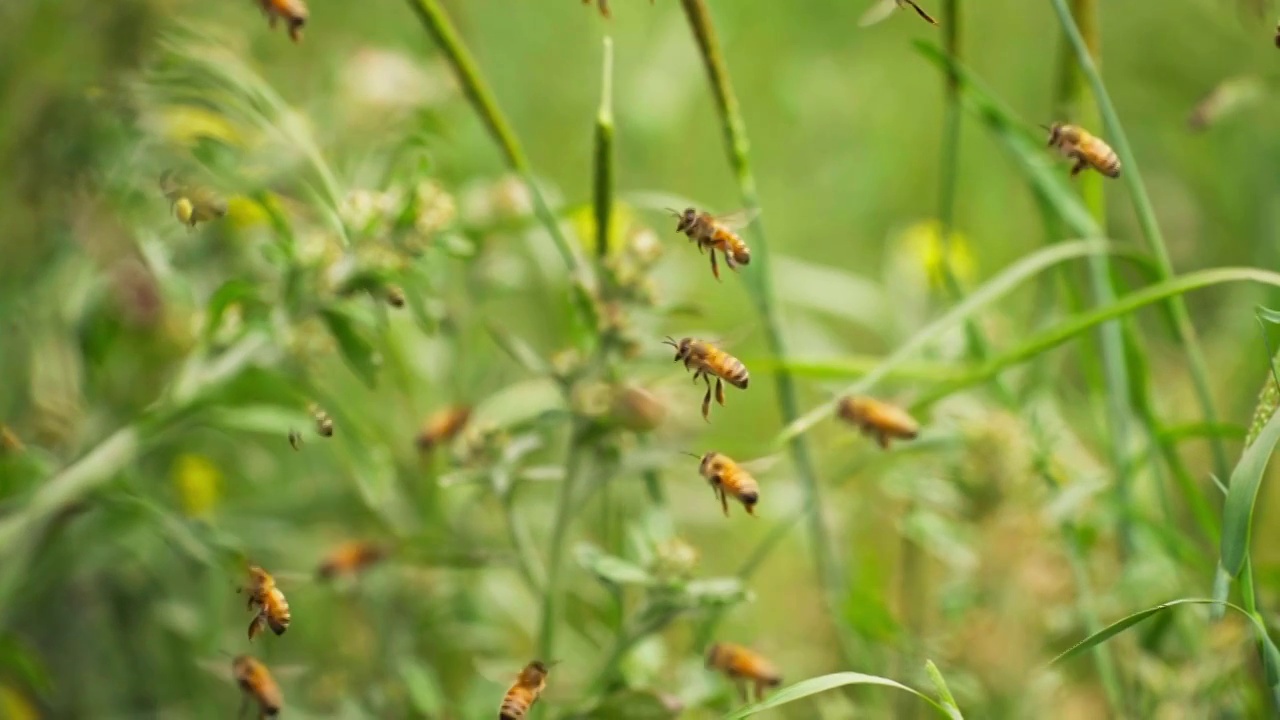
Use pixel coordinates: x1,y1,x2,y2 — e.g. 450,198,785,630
719,671,958,720
574,543,653,586
204,279,260,339
925,660,961,717
319,307,380,388
1220,407,1280,578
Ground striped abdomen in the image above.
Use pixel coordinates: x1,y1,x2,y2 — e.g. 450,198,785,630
499,687,538,720
1077,135,1121,178
699,346,749,389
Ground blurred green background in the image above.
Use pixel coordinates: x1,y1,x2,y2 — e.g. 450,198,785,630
4,0,1280,717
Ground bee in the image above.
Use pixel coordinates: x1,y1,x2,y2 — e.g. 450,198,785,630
858,0,939,27
499,660,550,720
1044,122,1121,179
662,336,749,422
316,540,387,580
386,285,406,308
287,430,303,451
416,405,472,453
240,565,291,640
232,655,283,718
159,170,227,229
258,0,308,42
836,395,920,449
668,207,755,282
705,642,782,703
689,452,760,517
309,403,334,438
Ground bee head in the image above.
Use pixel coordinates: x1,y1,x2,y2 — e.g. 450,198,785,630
698,451,718,474
1043,122,1064,147
528,660,549,674
662,336,690,360
668,207,697,234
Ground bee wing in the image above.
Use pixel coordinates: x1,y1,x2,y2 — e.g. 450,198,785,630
858,0,899,27
739,453,784,476
709,207,761,231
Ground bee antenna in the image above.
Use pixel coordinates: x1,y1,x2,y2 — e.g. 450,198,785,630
1038,123,1054,131
664,207,682,218
661,336,679,347
680,451,703,459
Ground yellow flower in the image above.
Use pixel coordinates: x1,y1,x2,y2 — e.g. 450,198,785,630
155,105,241,148
568,201,635,259
898,219,976,291
0,684,39,720
172,454,221,518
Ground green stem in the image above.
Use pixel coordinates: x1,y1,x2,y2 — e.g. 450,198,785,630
679,0,852,665
1048,0,1230,484
594,37,614,261
536,426,589,662
403,0,597,329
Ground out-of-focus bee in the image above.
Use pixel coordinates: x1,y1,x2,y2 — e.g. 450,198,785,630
386,285,406,308
416,405,471,453
232,655,283,718
499,660,550,720
1187,75,1265,132
309,403,334,438
668,207,755,282
258,0,308,42
316,540,387,581
689,452,760,517
859,0,939,27
240,565,291,640
1043,122,1121,178
836,395,920,449
159,170,228,229
287,430,303,451
663,336,749,421
0,425,22,455
705,642,782,702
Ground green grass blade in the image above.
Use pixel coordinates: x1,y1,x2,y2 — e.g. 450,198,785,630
925,660,962,717
1219,406,1280,577
778,239,1113,442
719,672,960,720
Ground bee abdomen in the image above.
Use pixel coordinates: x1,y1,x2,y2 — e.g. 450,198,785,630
499,697,529,720
722,361,749,389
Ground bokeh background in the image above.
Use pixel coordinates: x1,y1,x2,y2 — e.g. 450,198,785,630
3,0,1280,717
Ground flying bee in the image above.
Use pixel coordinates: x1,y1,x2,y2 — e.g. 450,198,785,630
316,540,387,581
667,207,756,282
308,403,334,438
232,655,283,718
257,0,308,42
705,642,783,703
858,0,939,27
835,395,920,449
662,336,749,422
287,430,303,451
239,565,291,640
499,660,551,720
385,285,406,308
159,170,227,230
416,405,472,453
687,452,761,517
1043,122,1121,178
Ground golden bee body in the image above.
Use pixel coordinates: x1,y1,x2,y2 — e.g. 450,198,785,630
1046,122,1121,178
705,642,782,702
498,661,549,720
836,396,920,449
663,336,749,421
386,285,406,308
258,0,308,42
243,566,291,640
317,540,387,580
696,452,760,517
159,170,227,229
671,208,753,282
232,655,283,718
416,406,472,452
309,404,334,438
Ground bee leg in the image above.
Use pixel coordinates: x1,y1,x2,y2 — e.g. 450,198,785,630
715,378,726,407
709,249,721,281
702,385,713,422
1070,154,1088,177
735,679,748,704
724,252,737,271
876,431,890,450
719,486,729,516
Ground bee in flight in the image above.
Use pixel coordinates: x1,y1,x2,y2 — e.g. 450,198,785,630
705,642,783,703
836,395,919,449
416,405,472,453
668,207,755,282
239,565,291,640
159,170,227,230
385,285,406,308
232,655,283,718
1043,122,1121,178
858,0,939,27
663,336,750,422
316,540,387,581
257,0,309,42
499,660,551,720
309,403,334,438
287,430,303,451
688,452,761,517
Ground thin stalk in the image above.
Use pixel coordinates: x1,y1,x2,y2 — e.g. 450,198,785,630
403,0,597,329
594,37,615,261
536,426,589,662
1048,0,1231,484
679,0,852,665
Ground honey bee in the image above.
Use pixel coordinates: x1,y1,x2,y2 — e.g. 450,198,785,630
416,405,471,453
316,540,387,580
1044,122,1121,179
257,0,308,42
232,655,283,718
386,285,406,308
309,403,334,438
689,452,760,517
499,660,550,720
668,207,755,282
240,565,291,640
159,170,227,229
836,395,920,449
287,430,302,451
858,0,939,27
663,336,749,421
705,642,782,703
